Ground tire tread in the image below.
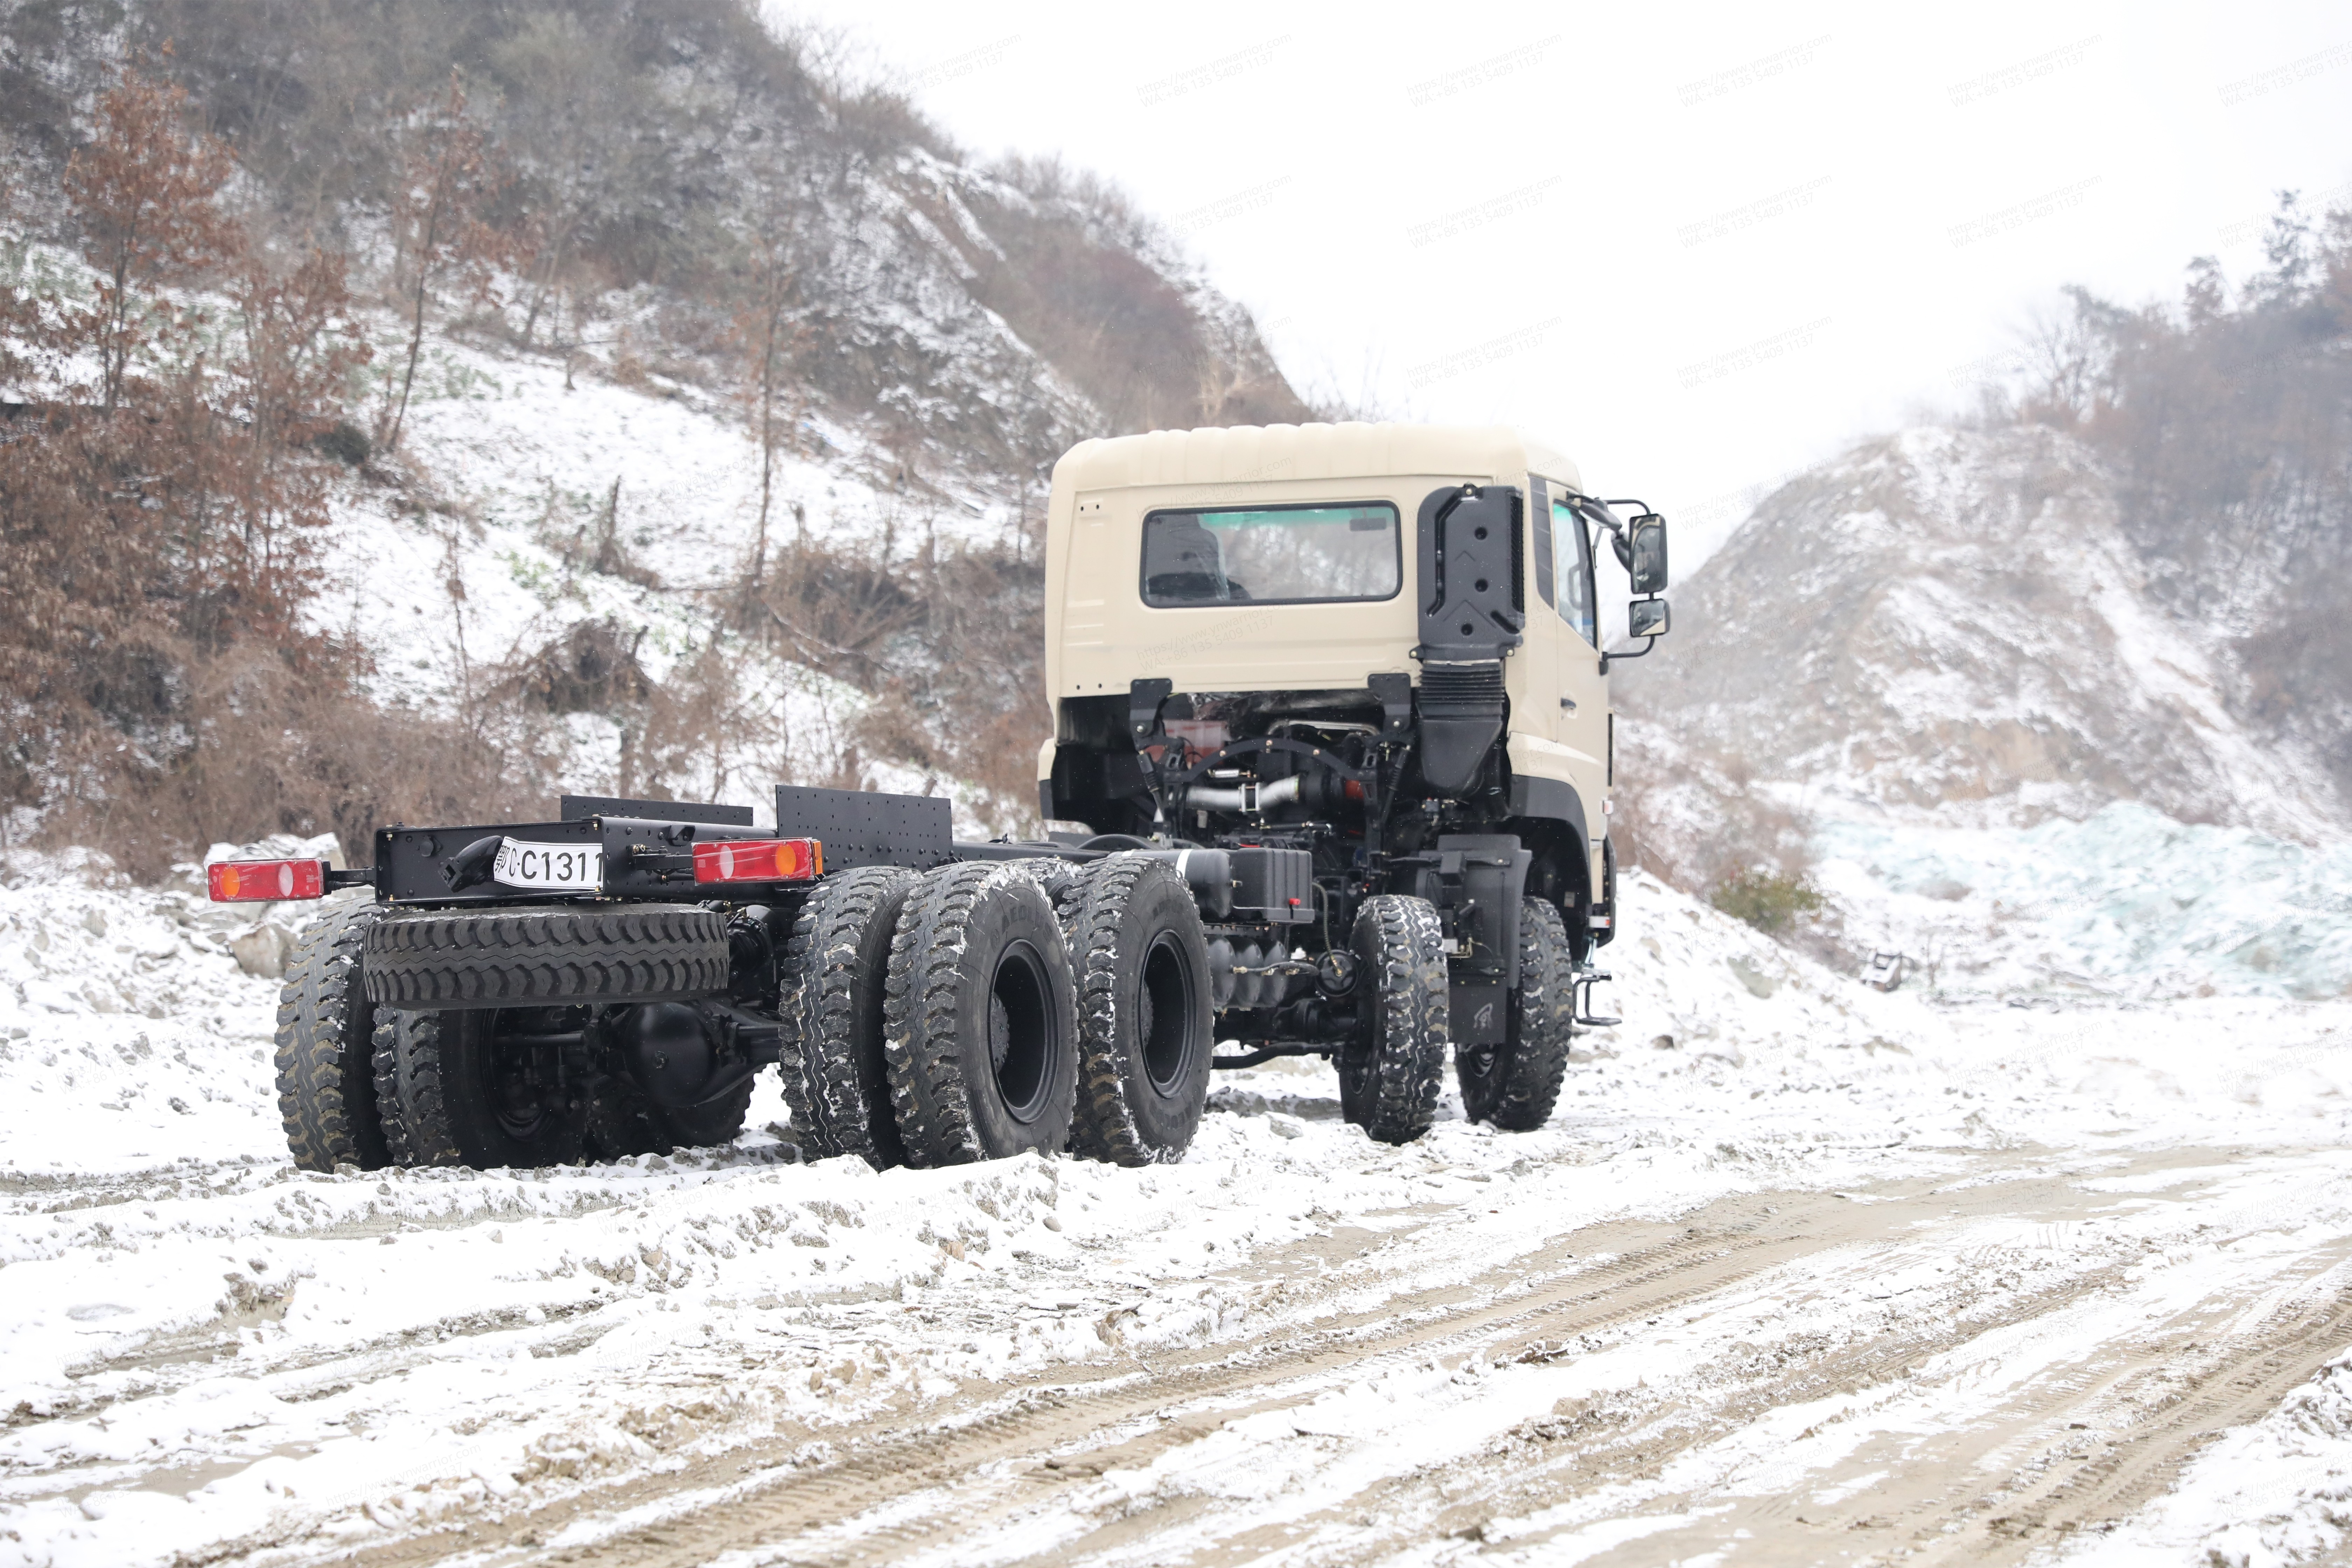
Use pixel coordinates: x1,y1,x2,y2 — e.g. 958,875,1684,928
778,866,916,1166
362,904,727,1009
1349,894,1448,1145
881,863,993,1168
1064,855,1209,1166
274,899,389,1172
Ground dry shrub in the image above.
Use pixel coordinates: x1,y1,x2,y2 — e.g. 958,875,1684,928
33,642,555,878
1,67,399,873
508,619,650,715
1608,729,1848,965
623,639,775,807
752,537,923,685
1710,869,1825,933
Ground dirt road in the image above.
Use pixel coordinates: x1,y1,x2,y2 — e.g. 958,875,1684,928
205,1144,2342,1568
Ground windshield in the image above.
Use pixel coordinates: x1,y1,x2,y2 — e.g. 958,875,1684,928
1141,503,1401,607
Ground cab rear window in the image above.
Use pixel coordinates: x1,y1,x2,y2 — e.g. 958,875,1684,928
1140,503,1401,607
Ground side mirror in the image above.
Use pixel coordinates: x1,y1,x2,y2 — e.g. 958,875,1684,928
1628,514,1668,596
1628,597,1670,639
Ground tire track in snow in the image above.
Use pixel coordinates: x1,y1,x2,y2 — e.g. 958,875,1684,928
285,1146,2352,1568
318,1184,1884,1566
313,1154,2192,1567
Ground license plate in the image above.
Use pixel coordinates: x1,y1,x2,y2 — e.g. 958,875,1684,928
492,839,603,892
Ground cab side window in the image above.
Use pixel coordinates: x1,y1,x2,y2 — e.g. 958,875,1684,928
1549,496,1596,645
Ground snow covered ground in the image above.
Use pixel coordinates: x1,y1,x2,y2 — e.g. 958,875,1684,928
2,867,2350,1567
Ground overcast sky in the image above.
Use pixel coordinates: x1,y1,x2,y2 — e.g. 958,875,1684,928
778,0,2352,565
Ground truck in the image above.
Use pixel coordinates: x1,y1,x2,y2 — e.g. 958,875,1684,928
220,423,1670,1173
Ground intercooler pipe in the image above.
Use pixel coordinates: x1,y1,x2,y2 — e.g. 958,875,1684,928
1183,775,1304,814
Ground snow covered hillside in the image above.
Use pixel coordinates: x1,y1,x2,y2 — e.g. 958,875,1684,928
4,870,2351,1564
325,326,1027,831
1,6,1318,860
1616,422,2352,1000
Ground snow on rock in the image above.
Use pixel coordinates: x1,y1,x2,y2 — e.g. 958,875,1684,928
1615,421,2352,1002
1619,424,2349,838
1817,802,2352,1001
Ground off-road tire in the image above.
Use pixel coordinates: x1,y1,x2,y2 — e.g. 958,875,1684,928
883,862,1078,1167
777,866,918,1167
275,898,391,1172
362,905,728,1010
1458,897,1575,1130
1339,894,1448,1144
1064,854,1214,1166
371,1009,588,1169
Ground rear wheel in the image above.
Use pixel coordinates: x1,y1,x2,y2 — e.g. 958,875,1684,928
883,863,1078,1167
372,1008,589,1169
1065,855,1213,1166
1458,897,1575,1130
777,867,917,1167
1340,895,1448,1144
275,899,391,1172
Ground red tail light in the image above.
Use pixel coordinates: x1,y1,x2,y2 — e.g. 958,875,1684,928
692,838,822,885
208,859,326,902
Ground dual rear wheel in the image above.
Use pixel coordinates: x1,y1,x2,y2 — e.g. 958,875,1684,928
273,899,755,1172
786,855,1213,1170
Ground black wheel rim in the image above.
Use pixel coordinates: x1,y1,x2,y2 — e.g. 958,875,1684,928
987,940,1057,1122
1139,932,1196,1094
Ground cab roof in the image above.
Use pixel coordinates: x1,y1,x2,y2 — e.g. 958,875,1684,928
1050,422,1583,495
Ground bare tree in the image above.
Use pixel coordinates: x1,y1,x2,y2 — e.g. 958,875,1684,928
61,66,238,415
488,11,643,349
378,71,512,452
730,151,819,602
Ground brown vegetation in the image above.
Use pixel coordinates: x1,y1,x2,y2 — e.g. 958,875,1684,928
0,67,544,875
0,4,1311,872
377,70,516,453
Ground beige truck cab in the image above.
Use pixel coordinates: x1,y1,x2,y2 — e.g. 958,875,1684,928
1034,422,1670,1141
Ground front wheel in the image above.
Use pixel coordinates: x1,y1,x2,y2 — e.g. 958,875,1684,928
1339,894,1448,1145
1458,897,1576,1129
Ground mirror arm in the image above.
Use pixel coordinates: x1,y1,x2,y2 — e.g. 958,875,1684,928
1598,633,1660,676
1572,495,1632,569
